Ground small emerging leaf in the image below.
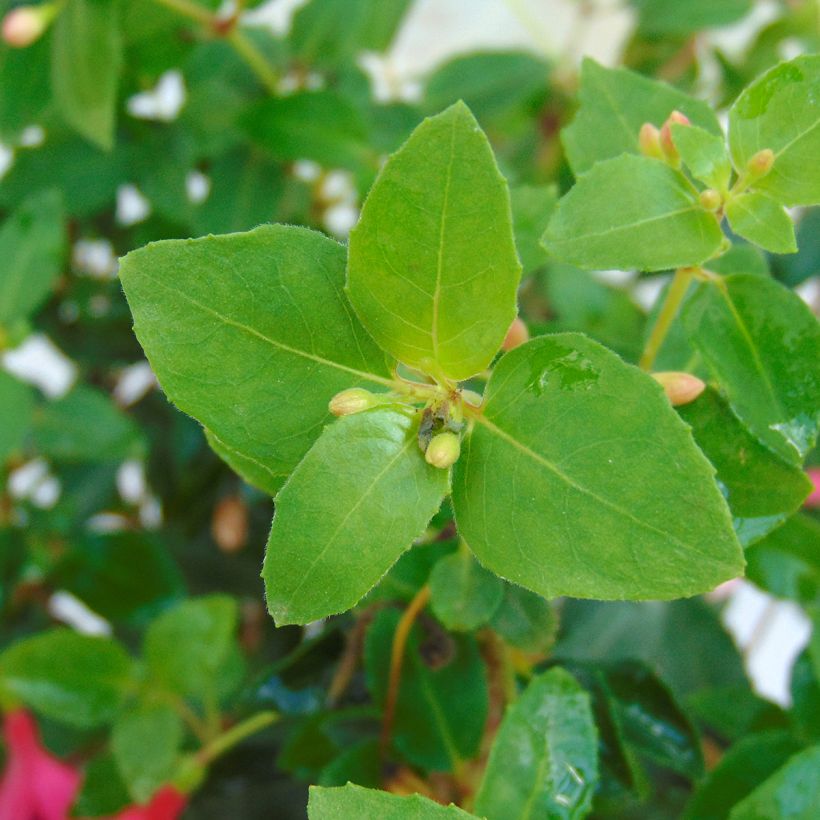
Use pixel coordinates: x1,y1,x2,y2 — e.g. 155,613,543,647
725,191,797,254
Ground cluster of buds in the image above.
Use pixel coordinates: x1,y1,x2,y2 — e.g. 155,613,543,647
651,371,706,407
639,110,691,168
2,2,60,48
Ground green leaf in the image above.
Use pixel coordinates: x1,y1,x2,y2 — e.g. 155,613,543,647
729,744,820,819
429,549,504,631
204,428,282,496
290,0,412,69
683,731,802,820
0,629,131,728
562,58,721,175
554,599,747,701
682,274,820,463
244,91,371,171
729,55,820,206
424,51,550,125
725,191,797,254
72,754,131,818
119,225,392,495
365,607,488,771
0,37,51,141
308,784,477,819
112,701,183,803
51,0,123,150
263,409,448,625
511,184,557,276
0,372,34,463
32,385,144,463
347,102,520,380
489,583,557,654
632,0,751,36
475,667,598,820
670,122,732,191
0,190,64,326
773,209,820,286
143,596,239,699
452,334,744,601
543,155,723,272
746,515,820,606
677,388,812,546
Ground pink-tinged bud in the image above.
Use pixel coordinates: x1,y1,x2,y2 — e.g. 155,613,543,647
746,148,775,179
638,123,663,160
425,431,460,469
2,5,54,47
660,111,690,166
502,316,530,351
328,387,375,417
805,468,820,509
652,371,706,406
699,189,721,211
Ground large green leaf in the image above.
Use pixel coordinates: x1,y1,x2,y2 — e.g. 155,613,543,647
729,744,820,819
677,388,812,546
119,225,392,494
308,784,476,819
51,0,123,150
475,667,598,820
562,59,721,175
263,409,448,625
632,0,751,36
347,102,521,380
682,274,820,464
0,630,132,728
729,55,820,206
0,372,34,463
452,334,744,600
543,155,723,272
365,608,488,771
0,190,64,326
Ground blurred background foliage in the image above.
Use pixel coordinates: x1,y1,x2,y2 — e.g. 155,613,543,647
0,0,818,817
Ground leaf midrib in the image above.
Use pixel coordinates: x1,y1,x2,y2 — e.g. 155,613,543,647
474,414,730,565
134,271,394,388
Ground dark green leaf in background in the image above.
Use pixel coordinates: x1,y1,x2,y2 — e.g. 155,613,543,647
475,667,598,820
683,274,820,464
51,0,123,150
429,549,504,631
365,608,488,772
0,630,132,727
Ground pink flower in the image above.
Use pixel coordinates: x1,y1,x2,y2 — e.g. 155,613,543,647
108,786,187,820
805,468,820,509
0,709,82,820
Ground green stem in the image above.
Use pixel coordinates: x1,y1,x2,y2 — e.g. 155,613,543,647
151,0,216,27
198,711,279,765
227,28,280,94
639,267,695,372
